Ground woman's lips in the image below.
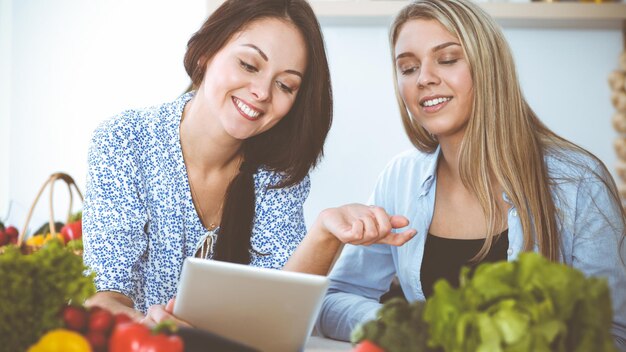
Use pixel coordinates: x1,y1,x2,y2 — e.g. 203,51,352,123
232,97,262,121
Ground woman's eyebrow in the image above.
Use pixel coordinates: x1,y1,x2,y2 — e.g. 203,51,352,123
241,43,303,78
395,52,415,61
432,42,461,52
395,42,461,61
242,43,268,61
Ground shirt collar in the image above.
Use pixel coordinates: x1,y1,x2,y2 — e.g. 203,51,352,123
502,191,513,205
417,146,514,204
417,146,441,196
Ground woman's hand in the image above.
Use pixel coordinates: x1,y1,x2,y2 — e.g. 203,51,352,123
283,204,416,275
315,204,416,246
141,297,192,328
85,291,145,322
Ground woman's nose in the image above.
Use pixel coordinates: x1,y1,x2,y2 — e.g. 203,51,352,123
417,63,440,88
250,78,272,101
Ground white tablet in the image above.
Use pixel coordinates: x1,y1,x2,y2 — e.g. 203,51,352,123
174,257,330,352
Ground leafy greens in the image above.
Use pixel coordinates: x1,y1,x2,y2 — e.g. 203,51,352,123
0,240,95,352
352,252,616,352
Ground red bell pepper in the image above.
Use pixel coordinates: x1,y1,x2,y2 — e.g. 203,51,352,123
353,340,385,352
60,220,82,244
109,321,184,352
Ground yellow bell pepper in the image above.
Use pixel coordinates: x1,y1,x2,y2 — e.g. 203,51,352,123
26,233,64,247
26,235,45,247
43,233,64,244
27,329,91,352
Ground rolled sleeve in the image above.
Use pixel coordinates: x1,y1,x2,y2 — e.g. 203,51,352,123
571,169,626,349
82,119,149,302
318,243,395,341
250,172,310,269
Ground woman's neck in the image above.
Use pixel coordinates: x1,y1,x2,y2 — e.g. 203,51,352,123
437,133,506,201
180,96,242,174
437,135,463,182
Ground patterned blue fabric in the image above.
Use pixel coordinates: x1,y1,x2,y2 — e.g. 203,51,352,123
83,92,309,313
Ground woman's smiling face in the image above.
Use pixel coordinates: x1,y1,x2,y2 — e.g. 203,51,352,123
394,19,473,143
198,17,307,140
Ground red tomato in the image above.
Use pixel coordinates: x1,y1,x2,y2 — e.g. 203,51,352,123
110,322,184,352
88,308,114,334
109,322,151,352
136,333,184,352
85,330,108,352
62,305,88,331
4,226,18,244
60,220,82,243
353,340,385,352
114,313,133,326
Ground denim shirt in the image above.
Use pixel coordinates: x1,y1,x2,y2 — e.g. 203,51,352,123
318,147,626,350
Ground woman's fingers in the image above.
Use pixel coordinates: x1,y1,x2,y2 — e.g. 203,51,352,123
321,204,416,247
141,305,164,327
143,304,192,328
358,206,415,246
356,213,379,244
348,206,415,246
346,218,364,243
165,297,176,312
378,228,417,246
368,206,390,232
389,214,410,229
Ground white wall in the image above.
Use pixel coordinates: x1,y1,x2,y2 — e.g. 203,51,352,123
1,1,622,231
2,0,207,229
0,0,11,223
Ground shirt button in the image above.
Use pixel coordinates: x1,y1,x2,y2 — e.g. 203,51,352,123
507,248,513,256
511,209,518,217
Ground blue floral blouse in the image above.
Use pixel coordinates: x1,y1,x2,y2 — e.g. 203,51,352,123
83,92,310,313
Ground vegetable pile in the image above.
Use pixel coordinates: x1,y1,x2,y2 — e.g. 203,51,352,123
39,306,184,352
59,305,128,352
24,211,83,250
352,252,616,352
0,240,95,352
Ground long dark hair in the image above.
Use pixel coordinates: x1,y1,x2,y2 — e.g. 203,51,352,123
184,0,333,264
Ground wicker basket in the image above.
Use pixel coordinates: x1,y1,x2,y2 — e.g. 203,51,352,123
17,172,84,254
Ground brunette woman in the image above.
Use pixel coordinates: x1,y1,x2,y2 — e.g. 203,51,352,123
83,0,415,324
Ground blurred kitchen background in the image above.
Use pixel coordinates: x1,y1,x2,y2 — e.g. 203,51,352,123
0,0,623,231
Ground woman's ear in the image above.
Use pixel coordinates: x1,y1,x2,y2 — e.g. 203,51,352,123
196,55,207,73
197,55,207,70
192,55,210,89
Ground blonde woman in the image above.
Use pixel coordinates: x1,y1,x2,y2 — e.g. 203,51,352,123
317,0,626,348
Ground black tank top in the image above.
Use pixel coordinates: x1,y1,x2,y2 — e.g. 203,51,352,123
420,229,509,298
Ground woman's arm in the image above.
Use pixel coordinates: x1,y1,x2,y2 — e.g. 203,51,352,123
570,167,626,350
82,116,149,311
315,156,414,340
317,242,398,341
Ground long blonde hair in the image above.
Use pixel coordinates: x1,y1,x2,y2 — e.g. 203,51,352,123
390,0,625,261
